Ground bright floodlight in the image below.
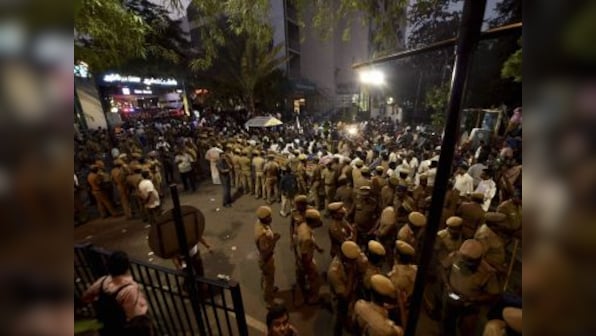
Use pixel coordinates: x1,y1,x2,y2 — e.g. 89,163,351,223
359,69,385,85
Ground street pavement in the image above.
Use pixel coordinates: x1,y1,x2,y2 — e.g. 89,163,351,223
75,181,440,335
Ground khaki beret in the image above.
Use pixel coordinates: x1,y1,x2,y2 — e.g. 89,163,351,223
242,148,250,154
446,216,463,228
234,148,241,154
338,175,347,182
368,240,386,256
298,154,307,161
389,176,400,186
503,307,522,333
113,159,124,166
131,153,142,159
117,153,128,159
408,212,427,227
199,133,208,138
375,166,384,173
485,212,506,224
371,274,396,298
328,202,345,212
252,150,259,155
226,143,233,149
267,154,275,159
294,195,308,203
459,239,484,259
305,209,321,220
359,185,371,191
471,192,484,201
355,159,364,167
380,207,396,226
256,206,272,219
396,240,415,256
361,166,370,174
341,241,361,259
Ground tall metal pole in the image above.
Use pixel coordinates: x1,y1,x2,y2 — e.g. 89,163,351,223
404,0,486,335
169,184,207,336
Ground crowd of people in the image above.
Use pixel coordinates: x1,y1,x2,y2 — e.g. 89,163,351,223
75,107,523,336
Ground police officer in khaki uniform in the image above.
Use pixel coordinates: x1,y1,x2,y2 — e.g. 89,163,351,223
436,216,464,266
252,150,266,199
375,206,398,269
126,163,145,219
496,188,522,237
352,159,364,183
389,240,418,307
295,209,324,304
111,159,132,219
474,212,508,274
327,202,355,258
353,166,372,193
239,150,252,195
334,175,354,212
371,166,386,200
457,192,486,239
397,212,427,256
310,161,325,210
232,148,241,189
328,241,361,336
362,240,386,298
88,164,119,218
295,154,308,195
393,183,416,224
290,195,312,249
264,154,280,204
323,162,337,211
353,274,404,336
147,151,163,196
350,186,379,247
440,239,501,336
254,206,281,308
412,174,432,211
381,177,399,209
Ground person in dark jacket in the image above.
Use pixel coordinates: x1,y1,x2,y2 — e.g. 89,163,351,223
279,165,298,217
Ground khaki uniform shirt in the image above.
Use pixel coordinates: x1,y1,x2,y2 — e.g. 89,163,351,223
353,300,404,336
435,230,463,265
252,156,265,173
457,202,485,238
445,254,500,300
323,167,336,186
327,257,350,299
254,221,276,260
296,222,315,259
239,156,251,173
334,185,354,210
474,224,506,268
497,200,522,232
380,186,395,210
388,264,418,298
264,161,280,178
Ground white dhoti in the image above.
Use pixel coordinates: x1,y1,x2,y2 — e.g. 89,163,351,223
210,161,221,184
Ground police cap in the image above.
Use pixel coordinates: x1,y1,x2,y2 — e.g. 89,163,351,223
256,206,272,219
368,240,386,256
485,212,506,224
395,240,415,256
446,216,463,228
341,241,361,259
294,195,308,204
328,202,345,212
371,274,396,298
459,239,484,260
408,212,427,227
305,209,321,220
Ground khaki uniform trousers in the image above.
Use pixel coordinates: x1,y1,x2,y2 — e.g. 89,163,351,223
259,257,275,304
254,172,265,198
92,190,117,217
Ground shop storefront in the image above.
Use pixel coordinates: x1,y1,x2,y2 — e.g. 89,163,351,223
96,73,189,126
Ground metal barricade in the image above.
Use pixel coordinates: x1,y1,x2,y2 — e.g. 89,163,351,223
74,243,248,336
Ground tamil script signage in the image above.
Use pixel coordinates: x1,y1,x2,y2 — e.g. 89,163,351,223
102,73,178,86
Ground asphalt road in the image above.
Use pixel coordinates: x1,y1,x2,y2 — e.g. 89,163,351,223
75,181,441,336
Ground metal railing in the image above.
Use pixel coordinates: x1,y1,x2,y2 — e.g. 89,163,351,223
74,243,249,336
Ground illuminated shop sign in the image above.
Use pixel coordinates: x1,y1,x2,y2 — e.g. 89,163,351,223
102,73,178,86
134,89,153,94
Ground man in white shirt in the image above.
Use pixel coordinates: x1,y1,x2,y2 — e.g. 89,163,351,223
138,171,161,224
156,136,171,153
175,149,196,192
453,163,474,197
475,169,497,211
467,162,488,188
